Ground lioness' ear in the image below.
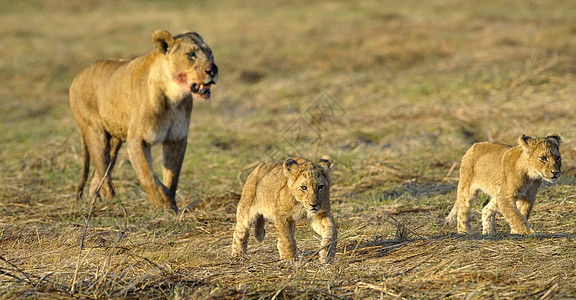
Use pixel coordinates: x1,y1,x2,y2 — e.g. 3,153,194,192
519,134,536,152
545,132,562,147
283,158,300,178
152,29,175,54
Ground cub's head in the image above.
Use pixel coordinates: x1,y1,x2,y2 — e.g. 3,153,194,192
519,132,562,183
283,156,334,214
152,29,218,100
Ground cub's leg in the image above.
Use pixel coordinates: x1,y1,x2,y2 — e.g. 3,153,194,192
232,170,260,257
445,201,458,225
161,139,187,212
231,211,256,257
481,197,498,234
455,186,474,234
455,158,475,234
85,129,116,200
274,219,297,260
311,214,337,263
497,193,534,235
126,139,173,211
516,184,538,220
254,215,266,242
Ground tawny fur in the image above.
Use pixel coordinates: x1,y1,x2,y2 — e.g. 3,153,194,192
69,30,218,211
232,156,337,263
446,133,562,235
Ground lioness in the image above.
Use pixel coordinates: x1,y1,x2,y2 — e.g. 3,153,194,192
69,30,218,212
446,133,561,235
232,156,337,263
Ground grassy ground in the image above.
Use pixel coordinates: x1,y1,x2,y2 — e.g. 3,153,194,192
2,0,576,298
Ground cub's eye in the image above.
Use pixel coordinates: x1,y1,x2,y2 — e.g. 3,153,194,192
318,185,324,190
540,156,548,162
187,51,197,60
300,186,307,191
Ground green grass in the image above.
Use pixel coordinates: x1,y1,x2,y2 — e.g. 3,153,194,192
2,0,576,298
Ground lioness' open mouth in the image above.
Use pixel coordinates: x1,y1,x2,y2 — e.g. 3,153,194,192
191,83,213,99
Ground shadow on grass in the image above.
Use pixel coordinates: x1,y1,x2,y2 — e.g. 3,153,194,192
379,181,458,201
338,231,575,264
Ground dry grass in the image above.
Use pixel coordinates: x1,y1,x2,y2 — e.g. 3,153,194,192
2,0,576,298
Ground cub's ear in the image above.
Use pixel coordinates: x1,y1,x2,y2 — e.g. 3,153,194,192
318,155,334,171
545,132,562,147
318,155,334,185
519,134,536,152
152,29,175,54
283,158,300,178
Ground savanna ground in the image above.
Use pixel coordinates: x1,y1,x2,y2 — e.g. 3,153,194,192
1,0,576,298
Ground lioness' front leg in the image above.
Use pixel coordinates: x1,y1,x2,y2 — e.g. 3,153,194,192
274,219,297,260
126,139,175,211
162,139,187,209
311,213,337,263
497,193,534,235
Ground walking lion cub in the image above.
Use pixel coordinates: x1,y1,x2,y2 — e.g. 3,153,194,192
232,156,337,263
446,133,562,235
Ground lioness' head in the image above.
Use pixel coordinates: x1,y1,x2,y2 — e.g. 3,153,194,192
519,132,562,183
283,156,334,214
152,29,218,100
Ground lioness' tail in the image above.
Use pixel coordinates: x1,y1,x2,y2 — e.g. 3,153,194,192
445,202,458,225
76,136,90,201
254,215,265,242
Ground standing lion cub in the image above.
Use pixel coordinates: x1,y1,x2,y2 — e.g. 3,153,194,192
69,30,217,211
232,156,337,263
446,133,562,235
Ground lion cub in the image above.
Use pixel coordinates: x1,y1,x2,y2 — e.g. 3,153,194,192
232,156,337,263
447,133,561,235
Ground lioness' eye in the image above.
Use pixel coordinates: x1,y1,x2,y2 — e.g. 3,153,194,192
187,51,197,60
300,186,307,191
318,185,324,190
540,156,548,162
557,156,562,162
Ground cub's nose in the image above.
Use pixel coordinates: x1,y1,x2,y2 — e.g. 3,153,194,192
551,170,561,177
205,63,218,78
309,203,319,209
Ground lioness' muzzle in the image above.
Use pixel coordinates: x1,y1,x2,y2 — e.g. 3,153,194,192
191,62,218,100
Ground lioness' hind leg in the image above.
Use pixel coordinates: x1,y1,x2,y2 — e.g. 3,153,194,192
108,136,122,176
86,128,116,200
76,135,90,201
481,198,498,234
254,215,266,242
311,214,337,263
